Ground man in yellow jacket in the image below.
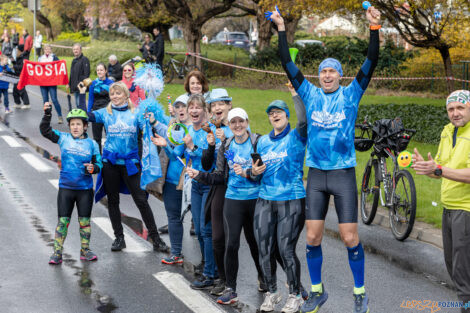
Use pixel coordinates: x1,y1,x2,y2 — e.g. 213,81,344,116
412,89,470,312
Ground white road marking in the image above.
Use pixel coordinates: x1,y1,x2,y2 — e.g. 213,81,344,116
1,135,21,147
92,217,149,253
48,179,59,189
153,271,225,313
20,153,52,172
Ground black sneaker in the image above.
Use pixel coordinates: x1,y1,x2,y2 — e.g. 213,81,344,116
153,238,170,253
190,275,214,290
194,261,204,276
158,224,169,234
210,279,226,296
111,236,126,251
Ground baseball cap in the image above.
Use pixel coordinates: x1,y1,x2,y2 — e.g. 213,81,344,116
228,108,249,122
265,100,290,118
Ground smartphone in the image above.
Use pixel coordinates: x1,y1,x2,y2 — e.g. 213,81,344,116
251,153,263,166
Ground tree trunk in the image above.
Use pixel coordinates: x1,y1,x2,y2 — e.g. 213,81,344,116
437,45,454,92
182,21,202,69
256,9,273,50
284,16,300,44
36,11,54,41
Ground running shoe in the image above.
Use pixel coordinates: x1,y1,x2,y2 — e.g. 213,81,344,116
217,288,238,305
80,249,98,261
300,288,328,313
282,294,303,313
49,253,62,265
353,293,369,313
158,224,169,234
210,279,226,296
194,261,204,276
258,276,268,292
260,291,282,312
13,104,21,109
22,104,31,110
300,285,309,300
153,238,170,253
5,108,11,114
111,236,126,251
190,275,214,290
161,255,184,265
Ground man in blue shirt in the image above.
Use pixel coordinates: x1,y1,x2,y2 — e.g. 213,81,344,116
269,5,381,313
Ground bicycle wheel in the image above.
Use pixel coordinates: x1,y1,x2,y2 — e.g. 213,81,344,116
163,62,175,84
390,170,416,241
360,159,380,225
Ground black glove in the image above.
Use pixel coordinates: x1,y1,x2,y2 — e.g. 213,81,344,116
43,104,52,115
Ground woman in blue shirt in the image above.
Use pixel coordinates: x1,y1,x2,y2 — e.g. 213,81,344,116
87,81,169,253
40,102,102,265
187,108,263,305
87,63,113,152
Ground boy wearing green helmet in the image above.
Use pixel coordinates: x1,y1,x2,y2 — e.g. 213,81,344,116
40,102,103,264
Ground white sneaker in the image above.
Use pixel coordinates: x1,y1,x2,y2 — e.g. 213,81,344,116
260,291,281,312
281,294,303,313
22,104,31,109
13,104,21,109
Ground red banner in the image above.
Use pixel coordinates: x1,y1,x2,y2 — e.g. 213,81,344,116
17,60,69,90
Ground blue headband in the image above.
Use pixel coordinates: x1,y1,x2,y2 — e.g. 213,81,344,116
318,58,343,77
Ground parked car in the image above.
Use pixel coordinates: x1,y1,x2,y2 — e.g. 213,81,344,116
210,31,250,50
294,39,324,47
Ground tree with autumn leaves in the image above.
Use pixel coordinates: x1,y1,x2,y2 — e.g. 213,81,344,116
306,0,470,91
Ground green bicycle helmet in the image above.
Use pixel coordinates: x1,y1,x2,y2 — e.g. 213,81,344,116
66,109,88,123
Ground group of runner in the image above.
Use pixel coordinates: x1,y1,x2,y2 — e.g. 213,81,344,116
41,6,382,313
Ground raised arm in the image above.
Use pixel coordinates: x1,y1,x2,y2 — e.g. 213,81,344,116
39,103,60,143
355,7,381,90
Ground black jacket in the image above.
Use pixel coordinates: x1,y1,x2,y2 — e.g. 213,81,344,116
69,54,90,93
152,33,164,67
140,42,154,62
108,61,122,81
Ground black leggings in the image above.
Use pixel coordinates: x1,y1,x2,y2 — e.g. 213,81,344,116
306,167,358,223
57,188,93,218
211,185,227,282
254,198,305,294
102,162,159,239
223,198,262,291
92,122,105,152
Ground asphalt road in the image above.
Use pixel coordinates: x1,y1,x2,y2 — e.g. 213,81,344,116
0,87,459,313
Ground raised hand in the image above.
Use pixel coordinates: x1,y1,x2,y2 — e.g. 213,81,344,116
207,132,215,146
168,104,175,117
43,102,52,115
182,133,194,150
366,6,381,26
215,128,225,142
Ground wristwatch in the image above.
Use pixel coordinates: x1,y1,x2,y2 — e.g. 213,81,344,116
191,145,198,152
434,164,443,177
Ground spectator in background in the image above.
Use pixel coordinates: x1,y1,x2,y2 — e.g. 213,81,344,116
120,63,145,107
108,55,122,81
10,28,19,61
2,36,13,60
251,29,258,47
12,51,30,109
139,33,154,62
152,26,164,69
0,55,13,114
34,30,43,59
68,43,90,109
18,29,32,60
38,44,63,124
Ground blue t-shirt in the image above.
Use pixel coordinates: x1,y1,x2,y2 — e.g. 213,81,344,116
225,138,260,200
257,128,306,201
54,131,102,190
165,147,185,185
93,107,143,165
297,79,364,170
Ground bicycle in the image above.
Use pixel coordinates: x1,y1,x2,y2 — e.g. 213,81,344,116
355,117,417,241
162,52,199,84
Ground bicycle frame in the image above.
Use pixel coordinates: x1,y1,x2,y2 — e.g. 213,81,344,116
373,148,399,208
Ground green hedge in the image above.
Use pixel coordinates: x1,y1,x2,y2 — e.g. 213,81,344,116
357,103,448,144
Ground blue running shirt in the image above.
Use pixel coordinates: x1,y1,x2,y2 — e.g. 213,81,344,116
297,79,364,170
257,128,307,201
54,131,102,190
93,108,143,165
225,138,260,200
